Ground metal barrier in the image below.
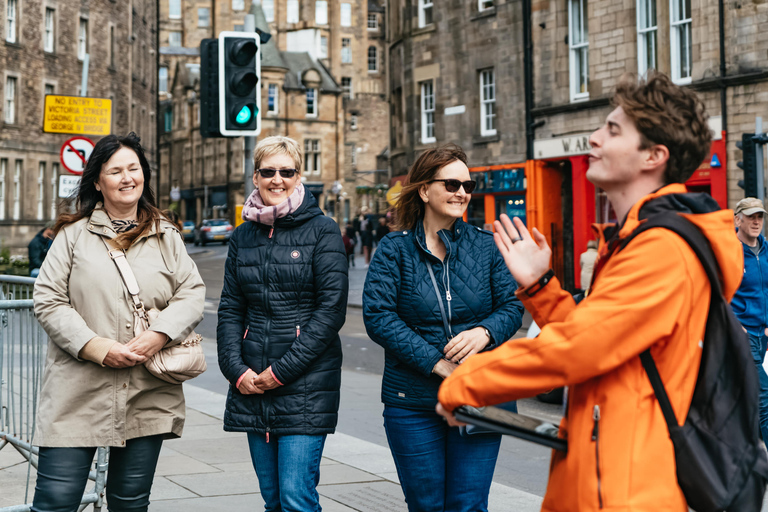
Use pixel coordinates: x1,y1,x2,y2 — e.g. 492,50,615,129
0,276,108,512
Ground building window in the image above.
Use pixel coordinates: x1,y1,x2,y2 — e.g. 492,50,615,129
287,0,299,23
480,69,496,136
37,162,45,220
670,0,692,83
169,0,181,19
0,159,6,221
263,0,275,21
6,0,17,43
159,67,168,94
350,114,358,130
341,38,352,63
418,0,433,28
351,143,357,166
13,160,21,221
368,46,378,72
341,77,352,99
198,8,210,27
320,36,328,58
44,8,55,52
164,107,173,132
51,163,58,219
568,0,589,101
268,84,278,114
5,76,16,124
420,80,435,144
304,139,321,174
168,31,182,47
478,0,494,10
232,0,245,10
341,3,351,26
78,18,88,60
316,1,328,24
637,0,657,75
306,88,318,116
368,13,378,29
44,83,54,96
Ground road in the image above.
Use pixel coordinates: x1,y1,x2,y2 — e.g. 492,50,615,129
188,243,557,497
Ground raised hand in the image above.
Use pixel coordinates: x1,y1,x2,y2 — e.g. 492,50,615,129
493,215,552,288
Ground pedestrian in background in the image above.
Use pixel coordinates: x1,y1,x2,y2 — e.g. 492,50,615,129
579,239,598,292
375,215,390,246
732,197,768,442
360,207,374,265
217,135,348,512
28,221,54,277
343,222,356,267
363,143,524,512
32,133,205,512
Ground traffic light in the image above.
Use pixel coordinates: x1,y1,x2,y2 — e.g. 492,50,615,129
218,31,261,137
737,133,758,197
200,38,221,138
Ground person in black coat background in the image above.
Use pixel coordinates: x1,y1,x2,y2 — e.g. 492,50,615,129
217,136,349,512
28,222,54,277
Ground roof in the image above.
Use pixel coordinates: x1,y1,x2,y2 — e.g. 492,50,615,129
368,0,385,13
251,1,288,70
281,52,341,93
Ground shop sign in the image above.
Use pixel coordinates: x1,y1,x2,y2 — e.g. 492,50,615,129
534,133,593,159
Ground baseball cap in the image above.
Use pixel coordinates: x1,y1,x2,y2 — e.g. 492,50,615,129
734,197,767,216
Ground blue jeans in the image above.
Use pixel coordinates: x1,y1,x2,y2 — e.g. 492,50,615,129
383,406,501,512
247,433,326,512
749,332,768,442
31,434,163,512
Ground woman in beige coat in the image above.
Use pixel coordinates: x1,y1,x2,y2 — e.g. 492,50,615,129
32,133,205,512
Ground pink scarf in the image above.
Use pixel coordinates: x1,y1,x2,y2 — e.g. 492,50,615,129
242,183,306,226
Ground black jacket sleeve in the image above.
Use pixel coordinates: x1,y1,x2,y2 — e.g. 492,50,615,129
216,230,251,384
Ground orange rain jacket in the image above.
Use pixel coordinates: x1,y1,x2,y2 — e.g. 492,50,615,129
438,184,744,512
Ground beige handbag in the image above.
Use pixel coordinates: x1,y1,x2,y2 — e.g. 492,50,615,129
103,239,207,385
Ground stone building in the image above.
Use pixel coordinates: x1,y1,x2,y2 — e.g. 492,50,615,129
390,0,768,291
158,0,389,225
0,0,157,250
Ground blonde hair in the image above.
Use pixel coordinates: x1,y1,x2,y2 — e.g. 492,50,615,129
253,136,304,171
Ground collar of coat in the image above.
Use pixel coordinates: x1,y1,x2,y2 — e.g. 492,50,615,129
87,203,176,242
414,218,467,262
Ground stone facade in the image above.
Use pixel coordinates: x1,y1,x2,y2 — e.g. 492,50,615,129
0,0,157,251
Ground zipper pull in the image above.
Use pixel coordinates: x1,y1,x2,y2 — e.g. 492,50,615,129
446,290,452,301
296,325,300,337
269,227,274,238
591,405,600,440
243,325,249,339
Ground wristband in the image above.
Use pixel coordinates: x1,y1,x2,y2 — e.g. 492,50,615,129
523,269,555,297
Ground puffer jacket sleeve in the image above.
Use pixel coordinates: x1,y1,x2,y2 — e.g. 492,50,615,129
217,229,251,384
270,220,349,385
363,236,444,377
146,229,206,344
477,241,525,346
34,225,99,359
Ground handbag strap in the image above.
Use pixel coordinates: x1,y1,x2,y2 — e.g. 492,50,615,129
426,261,452,340
100,236,147,317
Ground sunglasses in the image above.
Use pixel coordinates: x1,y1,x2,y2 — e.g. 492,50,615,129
257,168,298,179
429,179,477,194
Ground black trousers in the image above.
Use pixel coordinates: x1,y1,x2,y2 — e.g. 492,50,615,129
31,434,164,512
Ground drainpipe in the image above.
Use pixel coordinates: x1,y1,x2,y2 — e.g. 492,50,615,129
523,0,535,160
718,0,727,135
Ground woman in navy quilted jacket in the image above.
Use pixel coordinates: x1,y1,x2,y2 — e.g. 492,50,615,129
217,136,348,512
363,144,524,511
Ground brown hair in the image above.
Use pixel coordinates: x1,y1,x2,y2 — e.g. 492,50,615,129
612,72,711,184
393,144,468,231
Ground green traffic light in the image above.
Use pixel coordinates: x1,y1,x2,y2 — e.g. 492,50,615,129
236,106,252,124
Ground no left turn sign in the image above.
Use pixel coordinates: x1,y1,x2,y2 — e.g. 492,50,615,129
60,136,95,175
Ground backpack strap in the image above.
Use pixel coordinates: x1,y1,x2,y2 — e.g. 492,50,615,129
618,213,724,430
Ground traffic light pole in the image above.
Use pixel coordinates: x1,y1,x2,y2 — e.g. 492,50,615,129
243,14,257,200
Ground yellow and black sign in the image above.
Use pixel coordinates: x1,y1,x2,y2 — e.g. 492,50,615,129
43,95,112,136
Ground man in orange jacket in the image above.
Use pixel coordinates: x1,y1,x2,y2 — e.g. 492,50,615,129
436,72,744,511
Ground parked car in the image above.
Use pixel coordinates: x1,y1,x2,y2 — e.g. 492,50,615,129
194,219,233,246
182,221,195,243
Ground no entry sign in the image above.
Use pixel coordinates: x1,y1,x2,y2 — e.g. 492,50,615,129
60,136,95,175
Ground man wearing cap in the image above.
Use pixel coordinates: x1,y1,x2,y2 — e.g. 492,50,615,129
733,196,768,442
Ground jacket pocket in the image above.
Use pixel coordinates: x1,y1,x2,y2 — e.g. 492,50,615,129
591,404,604,509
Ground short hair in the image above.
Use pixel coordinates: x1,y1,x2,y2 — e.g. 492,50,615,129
612,72,711,184
253,136,303,171
393,143,468,231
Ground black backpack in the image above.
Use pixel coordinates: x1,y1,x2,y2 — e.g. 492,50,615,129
617,212,768,512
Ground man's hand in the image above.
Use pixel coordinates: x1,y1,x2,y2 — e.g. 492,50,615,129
126,330,168,359
432,359,459,379
435,403,468,427
103,343,146,368
444,327,490,363
237,368,264,395
253,367,281,391
493,215,552,289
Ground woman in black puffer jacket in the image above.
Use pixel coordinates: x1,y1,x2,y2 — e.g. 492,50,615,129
217,136,348,512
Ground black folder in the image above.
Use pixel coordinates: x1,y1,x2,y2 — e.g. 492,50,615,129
454,405,568,452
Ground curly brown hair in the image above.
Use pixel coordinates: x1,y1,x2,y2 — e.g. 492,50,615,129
393,144,468,231
612,72,711,184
